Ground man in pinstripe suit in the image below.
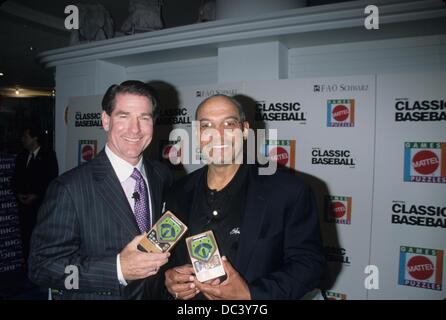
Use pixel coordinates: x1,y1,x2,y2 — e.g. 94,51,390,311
28,81,174,299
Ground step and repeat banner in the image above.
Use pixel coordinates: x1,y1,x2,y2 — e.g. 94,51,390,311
0,155,25,290
65,95,106,171
64,72,445,299
243,76,376,299
369,72,445,299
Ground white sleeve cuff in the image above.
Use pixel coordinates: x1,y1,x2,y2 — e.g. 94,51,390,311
117,254,128,286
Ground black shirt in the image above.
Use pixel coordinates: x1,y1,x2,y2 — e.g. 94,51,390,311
189,164,249,264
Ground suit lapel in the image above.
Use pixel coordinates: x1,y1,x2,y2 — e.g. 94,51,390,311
93,151,140,237
235,166,268,274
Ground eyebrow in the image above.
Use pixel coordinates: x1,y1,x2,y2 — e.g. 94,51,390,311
114,111,152,116
198,116,240,121
114,111,130,115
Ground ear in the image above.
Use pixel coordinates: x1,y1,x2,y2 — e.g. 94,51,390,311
102,111,110,132
242,121,250,140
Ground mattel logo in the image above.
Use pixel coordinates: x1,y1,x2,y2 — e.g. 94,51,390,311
404,142,446,184
78,140,97,165
324,196,352,225
327,99,355,127
325,290,347,300
261,140,296,169
398,246,443,291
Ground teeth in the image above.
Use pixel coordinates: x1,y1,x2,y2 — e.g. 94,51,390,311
212,145,228,149
123,137,141,142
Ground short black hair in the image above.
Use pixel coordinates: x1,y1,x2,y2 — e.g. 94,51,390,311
24,127,43,145
101,80,159,119
195,94,246,122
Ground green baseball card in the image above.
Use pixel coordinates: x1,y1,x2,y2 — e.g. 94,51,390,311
186,230,226,282
138,211,188,253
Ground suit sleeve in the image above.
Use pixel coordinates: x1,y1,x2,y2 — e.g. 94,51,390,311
28,179,121,295
248,183,326,299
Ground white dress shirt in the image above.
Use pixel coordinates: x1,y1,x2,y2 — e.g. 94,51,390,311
26,146,40,167
105,145,152,286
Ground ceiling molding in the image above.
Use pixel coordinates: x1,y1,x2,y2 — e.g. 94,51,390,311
37,0,446,67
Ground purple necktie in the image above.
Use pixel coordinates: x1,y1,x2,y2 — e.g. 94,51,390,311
130,168,150,232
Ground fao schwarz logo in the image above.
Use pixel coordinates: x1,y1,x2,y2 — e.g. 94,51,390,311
404,142,446,184
398,246,443,291
327,99,355,127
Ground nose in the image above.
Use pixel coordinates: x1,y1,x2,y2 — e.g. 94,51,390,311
129,116,141,134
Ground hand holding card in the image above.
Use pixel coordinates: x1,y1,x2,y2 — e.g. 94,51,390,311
138,211,188,253
186,230,226,282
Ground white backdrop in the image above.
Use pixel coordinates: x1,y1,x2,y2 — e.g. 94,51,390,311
65,72,445,299
369,72,446,299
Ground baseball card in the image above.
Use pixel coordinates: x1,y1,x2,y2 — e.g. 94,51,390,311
186,230,226,282
138,211,188,253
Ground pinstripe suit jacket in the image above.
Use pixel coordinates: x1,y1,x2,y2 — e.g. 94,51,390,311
28,150,173,300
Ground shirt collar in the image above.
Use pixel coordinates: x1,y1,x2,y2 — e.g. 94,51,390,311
105,145,145,183
32,146,40,157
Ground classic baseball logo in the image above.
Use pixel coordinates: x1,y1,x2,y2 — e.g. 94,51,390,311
398,246,443,291
394,98,446,122
325,246,351,265
325,196,352,225
78,140,97,165
74,112,102,127
157,108,191,125
191,234,216,262
262,140,296,169
404,142,446,184
391,201,446,228
312,148,355,167
327,99,355,127
325,290,347,300
255,100,306,122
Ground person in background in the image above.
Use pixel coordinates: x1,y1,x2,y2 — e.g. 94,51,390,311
12,127,58,263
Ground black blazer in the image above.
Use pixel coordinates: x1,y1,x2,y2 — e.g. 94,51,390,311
12,147,59,205
28,150,173,300
164,165,325,300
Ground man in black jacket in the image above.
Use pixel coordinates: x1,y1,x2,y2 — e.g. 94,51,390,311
163,94,325,300
12,127,58,262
